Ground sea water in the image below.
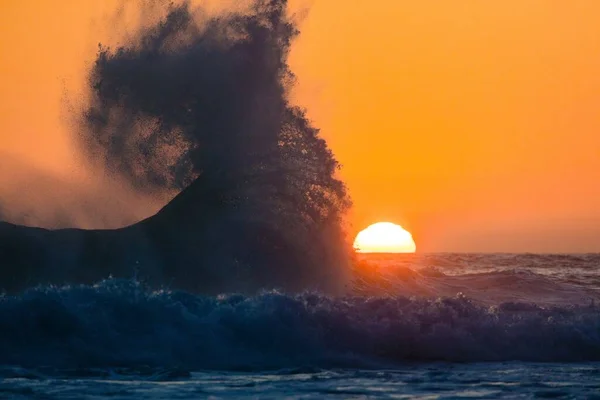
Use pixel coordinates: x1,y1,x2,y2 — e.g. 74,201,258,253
2,253,600,399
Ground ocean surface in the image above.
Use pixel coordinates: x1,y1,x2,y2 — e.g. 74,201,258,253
2,253,600,399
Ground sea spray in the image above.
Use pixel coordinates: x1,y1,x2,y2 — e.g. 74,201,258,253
0,0,352,295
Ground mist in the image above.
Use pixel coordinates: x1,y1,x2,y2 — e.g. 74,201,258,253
0,152,173,229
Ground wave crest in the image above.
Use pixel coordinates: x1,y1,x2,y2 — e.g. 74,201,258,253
1,279,599,370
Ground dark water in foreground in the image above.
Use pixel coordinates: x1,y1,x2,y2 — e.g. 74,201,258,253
2,253,600,399
3,364,600,399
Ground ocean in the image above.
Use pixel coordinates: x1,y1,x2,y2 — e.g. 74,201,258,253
1,253,600,399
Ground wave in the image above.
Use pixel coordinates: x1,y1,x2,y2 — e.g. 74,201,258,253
0,0,351,295
1,279,599,371
352,254,600,306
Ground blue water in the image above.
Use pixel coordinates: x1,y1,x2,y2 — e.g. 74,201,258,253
2,254,600,398
2,364,600,399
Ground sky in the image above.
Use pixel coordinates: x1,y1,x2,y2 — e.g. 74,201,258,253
1,1,600,252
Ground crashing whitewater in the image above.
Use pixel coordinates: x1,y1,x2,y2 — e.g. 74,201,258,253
1,254,600,370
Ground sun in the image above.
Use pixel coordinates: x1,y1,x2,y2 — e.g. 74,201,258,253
353,222,416,253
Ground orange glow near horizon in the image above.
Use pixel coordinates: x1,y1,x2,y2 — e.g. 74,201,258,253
354,222,416,254
2,1,600,252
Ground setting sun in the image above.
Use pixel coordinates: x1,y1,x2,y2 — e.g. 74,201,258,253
353,222,416,253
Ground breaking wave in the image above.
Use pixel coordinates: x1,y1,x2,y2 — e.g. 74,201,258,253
0,0,351,295
1,277,599,371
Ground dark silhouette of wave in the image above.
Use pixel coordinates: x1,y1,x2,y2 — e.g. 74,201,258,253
0,0,351,294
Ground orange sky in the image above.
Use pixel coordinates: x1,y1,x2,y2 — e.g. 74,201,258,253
1,1,600,252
